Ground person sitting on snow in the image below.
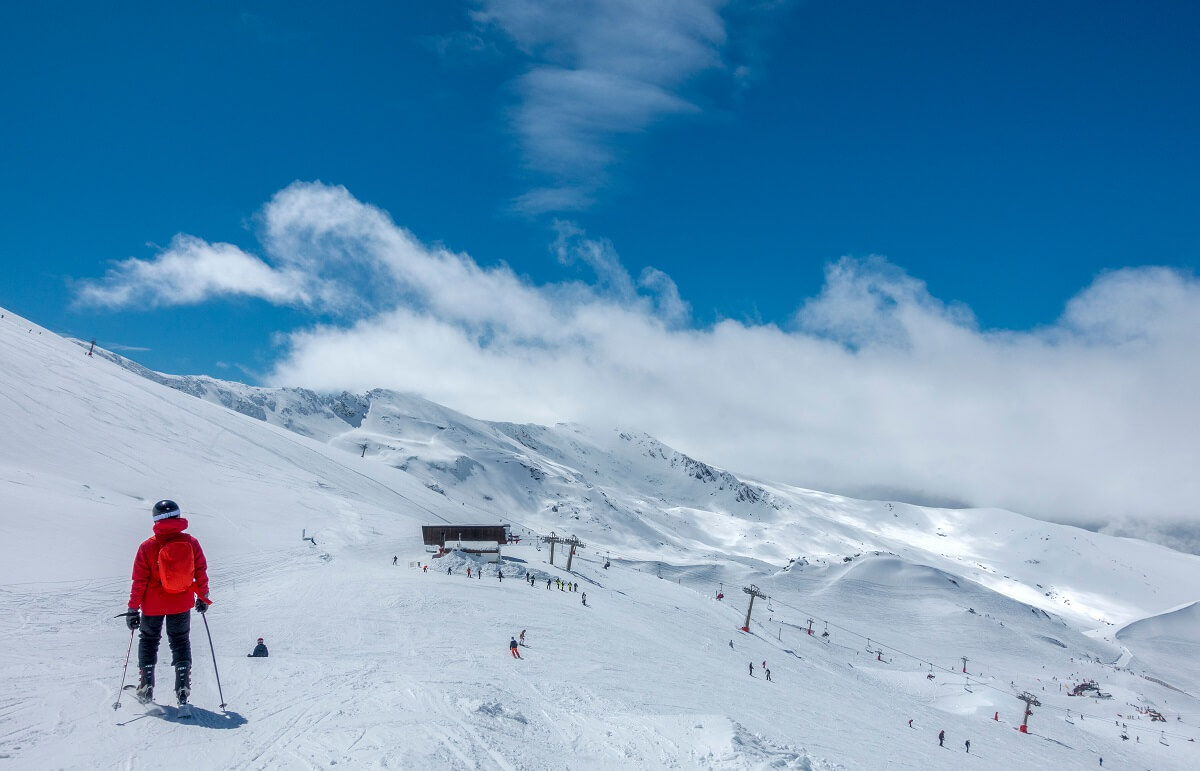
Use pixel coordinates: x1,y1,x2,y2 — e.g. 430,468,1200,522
248,637,269,657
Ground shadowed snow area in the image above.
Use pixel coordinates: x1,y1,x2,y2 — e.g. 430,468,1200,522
2,305,1199,769
1117,603,1200,697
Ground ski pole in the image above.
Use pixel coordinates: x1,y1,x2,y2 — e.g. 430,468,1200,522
200,610,227,710
113,625,135,710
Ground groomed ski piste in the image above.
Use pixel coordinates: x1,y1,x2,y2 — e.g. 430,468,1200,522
2,304,1199,770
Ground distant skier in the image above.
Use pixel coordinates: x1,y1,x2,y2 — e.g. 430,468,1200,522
392,556,397,565
510,638,521,658
467,567,471,578
765,668,771,682
123,499,210,708
519,630,526,645
964,739,970,753
447,566,452,575
498,571,502,582
581,592,587,606
908,719,913,728
938,730,945,747
749,662,754,677
729,640,734,649
248,637,269,657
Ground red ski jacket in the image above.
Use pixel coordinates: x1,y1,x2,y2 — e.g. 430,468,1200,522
127,518,210,616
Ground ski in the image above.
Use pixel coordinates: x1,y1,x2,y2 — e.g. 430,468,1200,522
118,685,194,721
123,683,155,706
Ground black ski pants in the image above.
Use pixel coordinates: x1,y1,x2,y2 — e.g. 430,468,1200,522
138,610,191,669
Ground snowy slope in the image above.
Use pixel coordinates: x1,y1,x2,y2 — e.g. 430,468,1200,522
1117,603,1200,697
2,305,1199,770
110,348,1200,632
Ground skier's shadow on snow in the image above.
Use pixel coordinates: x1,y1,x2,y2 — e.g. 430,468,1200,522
190,707,248,729
116,706,247,729
159,706,247,729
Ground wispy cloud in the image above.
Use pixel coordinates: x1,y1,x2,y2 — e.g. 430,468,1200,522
75,182,1200,547
468,0,769,212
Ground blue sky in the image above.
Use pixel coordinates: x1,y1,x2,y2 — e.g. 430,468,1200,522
2,1,1198,536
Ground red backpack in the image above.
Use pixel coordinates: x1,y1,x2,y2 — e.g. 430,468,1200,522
157,540,195,594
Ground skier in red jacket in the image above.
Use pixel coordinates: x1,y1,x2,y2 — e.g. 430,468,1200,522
122,500,211,706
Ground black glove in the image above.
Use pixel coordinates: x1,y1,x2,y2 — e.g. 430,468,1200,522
123,609,140,630
195,598,209,614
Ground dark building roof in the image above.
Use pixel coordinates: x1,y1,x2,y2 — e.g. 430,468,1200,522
422,524,509,546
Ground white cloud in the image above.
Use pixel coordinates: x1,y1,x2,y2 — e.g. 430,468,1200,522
553,220,636,298
73,234,313,310
76,183,1200,544
259,185,1199,537
470,0,738,211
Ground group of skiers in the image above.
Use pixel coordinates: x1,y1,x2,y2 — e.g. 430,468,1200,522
437,559,588,604
935,729,969,752
748,660,772,681
548,577,579,592
120,499,266,710
443,564,509,580
419,548,595,660
509,630,530,658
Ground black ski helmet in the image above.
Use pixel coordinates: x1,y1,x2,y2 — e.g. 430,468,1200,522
152,499,181,521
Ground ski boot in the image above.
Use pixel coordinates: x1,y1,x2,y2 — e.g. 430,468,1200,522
174,664,191,706
134,665,154,704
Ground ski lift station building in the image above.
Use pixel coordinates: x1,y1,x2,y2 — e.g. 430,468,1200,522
422,524,510,561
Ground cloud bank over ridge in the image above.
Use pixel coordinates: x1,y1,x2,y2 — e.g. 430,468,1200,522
75,182,1200,547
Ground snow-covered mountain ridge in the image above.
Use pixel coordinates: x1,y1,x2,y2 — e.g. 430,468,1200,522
99,344,1198,632
2,305,1199,770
